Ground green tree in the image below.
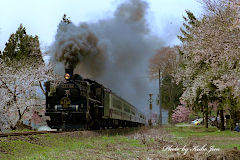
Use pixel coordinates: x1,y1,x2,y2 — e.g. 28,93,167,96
2,24,43,66
149,46,183,122
159,75,183,122
177,10,199,45
0,24,45,130
176,1,240,130
61,14,72,24
177,10,217,129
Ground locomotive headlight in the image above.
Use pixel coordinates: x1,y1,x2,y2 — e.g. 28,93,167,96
64,73,70,80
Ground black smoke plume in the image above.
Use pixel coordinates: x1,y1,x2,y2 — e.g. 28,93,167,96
50,0,164,113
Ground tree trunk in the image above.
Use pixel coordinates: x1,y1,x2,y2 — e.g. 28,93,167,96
168,110,173,123
220,108,225,131
202,108,205,125
216,110,219,129
233,112,237,129
230,110,237,130
205,105,208,128
232,106,237,130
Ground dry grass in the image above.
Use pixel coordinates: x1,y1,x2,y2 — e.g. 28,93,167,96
1,126,240,160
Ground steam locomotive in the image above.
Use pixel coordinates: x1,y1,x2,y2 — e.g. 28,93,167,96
45,68,146,130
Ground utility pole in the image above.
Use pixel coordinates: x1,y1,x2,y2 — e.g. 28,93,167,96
159,69,162,125
148,93,153,126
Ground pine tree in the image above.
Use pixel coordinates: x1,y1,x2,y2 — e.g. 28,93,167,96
176,1,240,130
149,46,183,122
159,75,183,122
2,24,43,66
177,10,199,44
61,14,72,24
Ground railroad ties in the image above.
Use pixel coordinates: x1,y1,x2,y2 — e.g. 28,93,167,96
0,127,140,138
0,131,62,137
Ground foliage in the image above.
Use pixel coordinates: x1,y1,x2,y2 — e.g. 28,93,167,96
0,24,64,131
0,58,62,131
149,46,183,120
175,0,240,129
61,14,72,24
160,75,183,111
149,46,179,79
2,24,43,65
171,105,191,123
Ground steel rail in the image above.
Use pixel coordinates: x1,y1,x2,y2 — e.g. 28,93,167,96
0,131,63,137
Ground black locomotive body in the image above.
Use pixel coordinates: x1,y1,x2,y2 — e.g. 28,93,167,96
45,69,146,130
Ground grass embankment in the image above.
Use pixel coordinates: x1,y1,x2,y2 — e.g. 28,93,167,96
168,124,240,149
0,128,168,160
0,135,141,160
1,125,240,160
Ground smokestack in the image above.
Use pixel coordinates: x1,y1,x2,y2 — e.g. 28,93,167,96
50,0,165,116
65,68,73,78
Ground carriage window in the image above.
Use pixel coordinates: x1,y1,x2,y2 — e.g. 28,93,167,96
124,105,130,113
112,98,122,110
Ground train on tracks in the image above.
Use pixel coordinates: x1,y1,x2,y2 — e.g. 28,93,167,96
45,68,146,130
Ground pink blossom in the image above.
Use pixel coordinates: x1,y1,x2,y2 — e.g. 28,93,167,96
0,59,62,131
175,1,240,105
172,105,191,123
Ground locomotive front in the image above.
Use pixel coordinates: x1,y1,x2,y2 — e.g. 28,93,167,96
45,68,90,130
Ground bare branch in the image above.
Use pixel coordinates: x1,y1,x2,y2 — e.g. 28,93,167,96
39,81,46,95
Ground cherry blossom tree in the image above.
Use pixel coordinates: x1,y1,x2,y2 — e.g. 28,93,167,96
0,24,64,131
172,105,191,123
176,0,240,129
149,46,183,122
0,58,62,131
149,46,179,79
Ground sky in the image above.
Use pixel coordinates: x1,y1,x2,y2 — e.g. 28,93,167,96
0,0,204,121
0,0,203,51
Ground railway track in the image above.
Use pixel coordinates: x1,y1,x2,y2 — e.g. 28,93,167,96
0,127,140,138
0,131,64,137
